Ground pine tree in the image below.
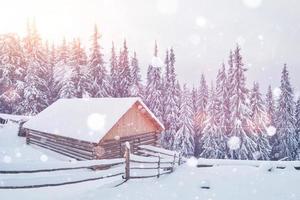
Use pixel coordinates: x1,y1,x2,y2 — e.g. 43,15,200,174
162,48,179,149
216,63,231,136
295,98,300,159
88,25,110,98
129,52,143,97
250,82,271,160
45,43,56,104
273,64,298,160
175,80,181,130
201,83,227,159
17,21,49,114
173,84,195,157
68,39,90,98
194,74,209,156
118,40,131,97
53,38,72,99
144,65,163,122
228,45,257,160
110,42,119,97
265,85,276,127
0,34,24,113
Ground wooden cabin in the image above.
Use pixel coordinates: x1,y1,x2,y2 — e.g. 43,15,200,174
22,98,164,160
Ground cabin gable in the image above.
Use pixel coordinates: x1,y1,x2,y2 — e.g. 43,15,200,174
101,102,161,142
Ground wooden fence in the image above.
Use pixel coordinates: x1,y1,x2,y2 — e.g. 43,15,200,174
123,143,181,180
0,144,179,189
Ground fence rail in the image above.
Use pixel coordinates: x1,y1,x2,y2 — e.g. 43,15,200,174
0,144,178,189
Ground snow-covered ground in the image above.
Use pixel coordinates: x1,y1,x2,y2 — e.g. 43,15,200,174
1,164,299,200
0,120,299,200
0,122,70,164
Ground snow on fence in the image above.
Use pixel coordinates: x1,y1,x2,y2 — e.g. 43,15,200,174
123,143,181,180
0,158,125,173
197,158,300,170
0,144,178,189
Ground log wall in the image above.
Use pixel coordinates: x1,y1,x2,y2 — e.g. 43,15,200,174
25,129,160,160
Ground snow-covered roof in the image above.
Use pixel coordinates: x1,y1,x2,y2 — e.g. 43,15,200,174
0,113,31,122
23,97,164,143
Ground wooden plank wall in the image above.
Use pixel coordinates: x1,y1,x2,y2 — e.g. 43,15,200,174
99,131,160,159
26,129,96,160
25,129,160,160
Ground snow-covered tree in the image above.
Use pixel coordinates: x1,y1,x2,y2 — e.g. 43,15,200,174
216,63,231,136
145,65,163,122
70,39,91,98
228,45,257,160
250,82,271,160
88,25,110,98
118,40,131,97
17,21,49,114
194,74,209,156
110,42,119,97
129,52,143,97
53,38,72,99
295,97,300,159
265,85,276,127
200,83,227,159
162,48,179,149
273,64,298,160
0,34,24,113
173,84,195,157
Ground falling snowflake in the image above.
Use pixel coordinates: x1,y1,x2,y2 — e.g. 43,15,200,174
15,152,22,158
40,154,48,162
87,113,106,131
242,0,262,8
266,126,277,136
273,87,281,99
195,16,207,28
3,155,12,163
227,136,241,150
186,156,198,167
258,35,264,41
253,151,261,160
114,135,120,141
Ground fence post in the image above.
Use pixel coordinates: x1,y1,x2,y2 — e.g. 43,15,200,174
124,142,130,181
178,153,181,166
157,153,161,178
171,153,176,172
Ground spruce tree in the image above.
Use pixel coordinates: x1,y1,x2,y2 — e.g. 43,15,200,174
110,42,119,97
273,64,298,160
201,83,227,159
17,21,49,114
145,65,163,122
295,98,300,159
88,25,110,98
118,40,131,97
228,45,257,160
162,48,179,150
216,63,231,136
250,82,271,160
194,74,209,156
0,34,24,113
173,84,195,157
129,52,143,97
265,85,276,127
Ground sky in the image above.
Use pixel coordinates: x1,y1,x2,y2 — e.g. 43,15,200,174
0,0,299,95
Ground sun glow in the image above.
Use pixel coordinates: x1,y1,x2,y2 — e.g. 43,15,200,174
0,0,122,44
